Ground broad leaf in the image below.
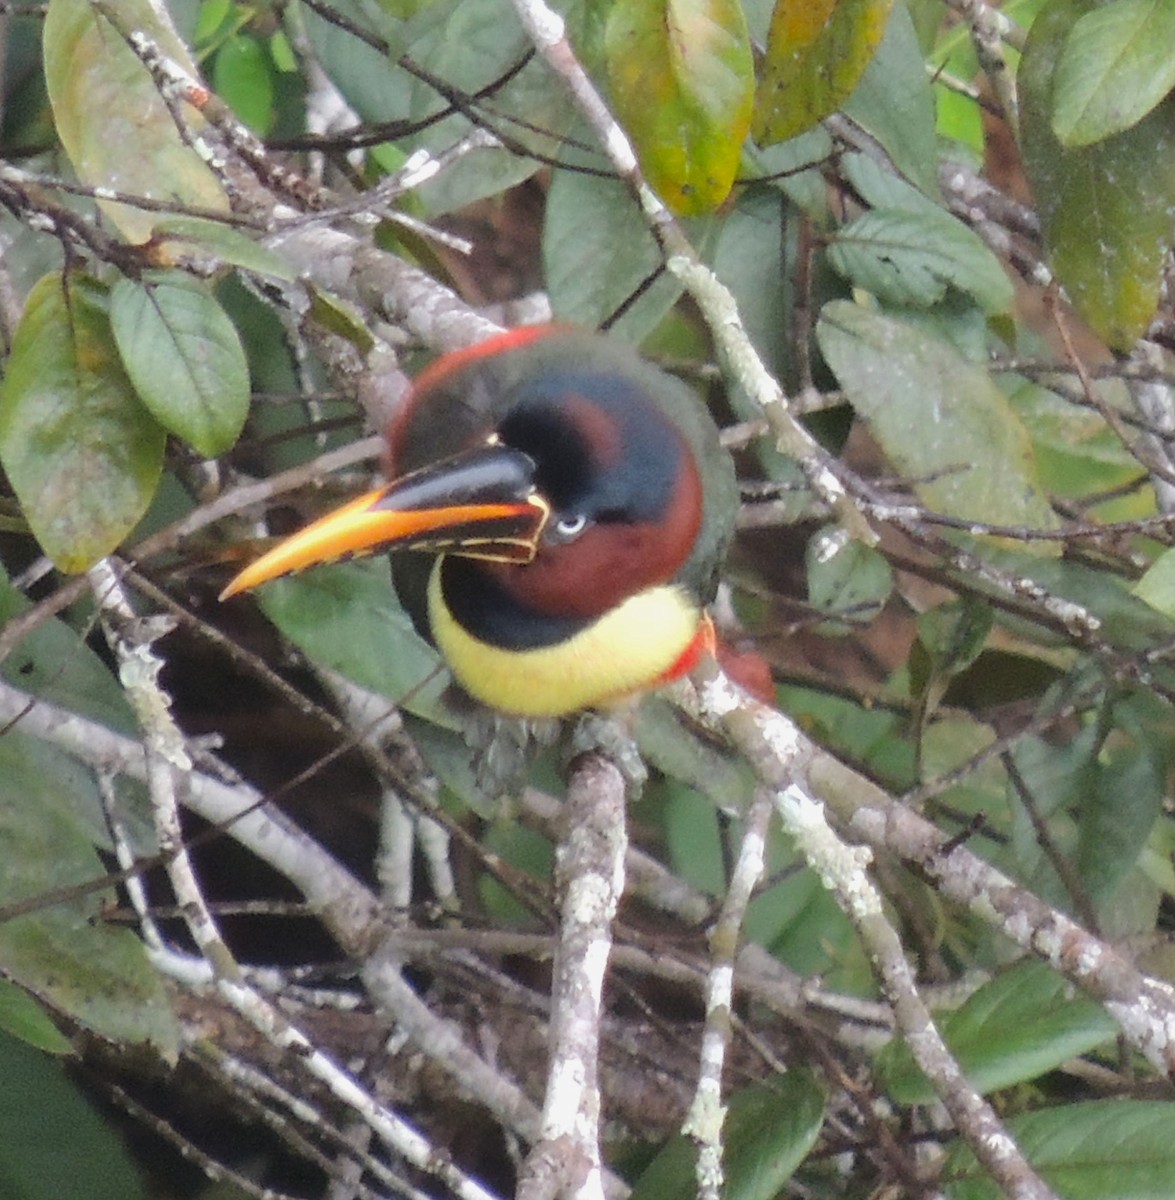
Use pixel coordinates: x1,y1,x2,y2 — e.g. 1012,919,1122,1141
111,272,250,458
1020,0,1175,349
815,302,1060,539
630,1073,826,1200
606,0,754,213
152,215,297,280
545,170,705,338
253,560,455,723
753,0,894,145
212,33,275,135
297,0,414,127
828,207,1013,313
877,960,1117,1103
1007,375,1150,509
0,273,166,573
636,696,753,815
943,1100,1175,1199
0,981,72,1055
1135,547,1175,619
0,736,179,1055
0,566,137,738
1051,0,1175,147
806,528,894,631
1074,691,1172,910
712,187,796,384
402,0,577,214
43,0,228,243
0,1031,149,1200
841,3,939,196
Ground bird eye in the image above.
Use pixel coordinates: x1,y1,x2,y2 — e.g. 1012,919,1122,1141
551,512,589,542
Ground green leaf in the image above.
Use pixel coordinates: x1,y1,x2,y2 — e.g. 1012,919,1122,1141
712,187,794,382
916,599,993,680
0,1030,149,1200
194,0,233,46
0,566,155,856
0,982,72,1055
544,170,707,338
636,697,753,814
1020,0,1175,349
298,0,414,128
1135,546,1175,619
630,1073,826,1200
478,821,556,919
979,542,1175,653
943,1099,1175,1199
753,863,867,988
724,1074,827,1200
306,286,377,354
269,28,298,73
662,781,726,897
1075,692,1172,909
877,960,1117,1104
806,527,894,631
0,738,179,1055
253,560,455,723
815,302,1061,539
43,0,229,243
1051,0,1175,147
606,0,754,214
0,566,137,739
753,0,894,144
213,32,275,135
841,3,939,196
921,717,1014,852
152,215,297,281
1007,376,1148,507
828,207,1013,313
110,272,250,458
402,0,575,214
0,273,166,573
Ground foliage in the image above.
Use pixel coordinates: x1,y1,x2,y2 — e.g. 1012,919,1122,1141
0,0,1174,1197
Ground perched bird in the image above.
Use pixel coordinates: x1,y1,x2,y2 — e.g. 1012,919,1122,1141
221,326,739,718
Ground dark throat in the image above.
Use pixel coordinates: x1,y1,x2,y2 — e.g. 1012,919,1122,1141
438,557,591,651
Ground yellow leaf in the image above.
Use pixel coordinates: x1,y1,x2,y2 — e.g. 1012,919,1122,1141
753,0,895,146
606,0,754,214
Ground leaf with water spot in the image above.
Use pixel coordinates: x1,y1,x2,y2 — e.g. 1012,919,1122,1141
43,0,228,243
816,302,1060,543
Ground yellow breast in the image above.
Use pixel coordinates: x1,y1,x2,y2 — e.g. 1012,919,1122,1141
426,560,700,717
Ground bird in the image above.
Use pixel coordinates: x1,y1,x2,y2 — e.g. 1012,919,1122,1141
221,325,739,718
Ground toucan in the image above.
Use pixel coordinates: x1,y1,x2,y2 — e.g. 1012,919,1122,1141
221,326,739,718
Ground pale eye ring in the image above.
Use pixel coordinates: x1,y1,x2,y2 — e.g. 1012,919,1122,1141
553,512,589,541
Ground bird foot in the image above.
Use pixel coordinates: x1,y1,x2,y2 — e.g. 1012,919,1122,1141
563,711,648,801
460,710,560,815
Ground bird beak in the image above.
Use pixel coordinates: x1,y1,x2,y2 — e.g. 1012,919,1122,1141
220,441,548,599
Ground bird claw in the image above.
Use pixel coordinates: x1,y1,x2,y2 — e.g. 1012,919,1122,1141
563,711,648,801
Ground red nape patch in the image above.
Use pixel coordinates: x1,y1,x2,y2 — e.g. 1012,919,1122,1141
387,324,573,468
408,323,569,400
